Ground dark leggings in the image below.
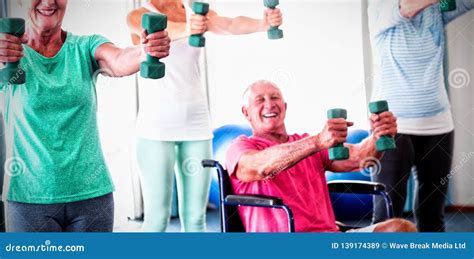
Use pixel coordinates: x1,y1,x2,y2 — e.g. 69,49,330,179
372,131,454,232
6,193,114,232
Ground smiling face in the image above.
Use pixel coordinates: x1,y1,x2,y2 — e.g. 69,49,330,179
23,0,68,34
242,81,287,135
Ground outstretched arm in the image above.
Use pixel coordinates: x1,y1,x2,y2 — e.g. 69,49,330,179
235,119,351,182
94,31,170,78
191,8,282,36
237,136,322,183
399,0,438,18
127,8,188,42
328,112,397,172
367,0,435,42
443,0,474,24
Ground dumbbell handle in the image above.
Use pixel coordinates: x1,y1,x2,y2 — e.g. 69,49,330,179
140,13,167,79
189,2,210,47
369,101,396,152
264,0,283,40
327,109,346,149
267,5,278,30
3,62,19,68
327,108,349,160
146,55,160,63
0,18,26,84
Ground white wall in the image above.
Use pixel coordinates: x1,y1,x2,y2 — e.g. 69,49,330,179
445,11,474,206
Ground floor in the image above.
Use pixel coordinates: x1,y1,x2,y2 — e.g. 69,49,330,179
114,208,474,233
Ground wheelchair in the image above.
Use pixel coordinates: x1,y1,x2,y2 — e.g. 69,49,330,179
202,159,393,232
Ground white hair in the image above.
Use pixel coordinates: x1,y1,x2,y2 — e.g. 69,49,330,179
242,80,283,107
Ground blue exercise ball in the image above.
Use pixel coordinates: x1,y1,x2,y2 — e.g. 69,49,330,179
346,129,369,144
209,124,253,209
325,129,374,221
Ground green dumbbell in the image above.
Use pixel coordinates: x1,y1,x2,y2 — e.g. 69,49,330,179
0,18,26,85
327,109,349,161
369,100,397,152
263,0,283,40
189,2,209,47
440,0,456,12
140,13,167,79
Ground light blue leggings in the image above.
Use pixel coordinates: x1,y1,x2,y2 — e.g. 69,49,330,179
136,138,212,232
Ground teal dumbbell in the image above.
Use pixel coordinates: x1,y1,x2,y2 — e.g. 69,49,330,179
327,109,349,161
189,2,209,47
0,18,26,85
369,100,396,152
440,0,456,12
140,13,167,79
263,0,283,40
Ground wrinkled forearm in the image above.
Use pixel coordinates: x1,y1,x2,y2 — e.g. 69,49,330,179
356,135,383,161
237,135,322,182
328,135,382,172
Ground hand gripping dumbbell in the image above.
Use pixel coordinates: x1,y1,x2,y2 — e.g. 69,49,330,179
327,109,349,161
368,100,396,152
140,13,167,79
263,0,283,40
0,18,26,84
189,2,209,47
440,0,456,12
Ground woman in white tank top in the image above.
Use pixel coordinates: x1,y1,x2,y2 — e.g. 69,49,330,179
127,0,283,232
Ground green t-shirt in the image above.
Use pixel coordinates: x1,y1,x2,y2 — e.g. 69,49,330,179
0,32,115,204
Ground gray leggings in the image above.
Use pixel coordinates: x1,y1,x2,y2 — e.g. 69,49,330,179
372,132,454,232
6,193,114,232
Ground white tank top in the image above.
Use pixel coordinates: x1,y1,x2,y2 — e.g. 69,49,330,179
136,1,213,141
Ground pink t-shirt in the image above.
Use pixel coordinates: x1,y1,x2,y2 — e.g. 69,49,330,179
225,134,339,232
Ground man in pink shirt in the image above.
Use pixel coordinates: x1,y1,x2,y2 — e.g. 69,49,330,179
225,80,417,232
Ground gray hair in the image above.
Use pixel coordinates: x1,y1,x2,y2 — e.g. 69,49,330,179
242,80,282,107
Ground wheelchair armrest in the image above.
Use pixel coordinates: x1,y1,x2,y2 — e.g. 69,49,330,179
225,194,295,232
225,194,284,207
327,180,386,195
202,159,218,168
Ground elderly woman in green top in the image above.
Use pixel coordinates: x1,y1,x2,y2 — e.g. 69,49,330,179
0,0,170,232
